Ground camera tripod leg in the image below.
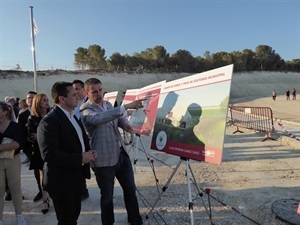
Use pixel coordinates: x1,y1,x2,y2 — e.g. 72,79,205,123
146,158,183,219
138,135,160,193
186,160,195,225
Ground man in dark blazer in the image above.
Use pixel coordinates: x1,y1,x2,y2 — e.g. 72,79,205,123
37,81,97,225
17,91,36,163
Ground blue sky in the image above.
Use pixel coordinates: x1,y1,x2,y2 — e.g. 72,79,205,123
0,0,299,71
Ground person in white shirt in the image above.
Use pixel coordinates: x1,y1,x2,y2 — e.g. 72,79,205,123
72,80,89,200
73,80,88,119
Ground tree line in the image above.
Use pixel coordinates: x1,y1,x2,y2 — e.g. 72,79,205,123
74,44,300,73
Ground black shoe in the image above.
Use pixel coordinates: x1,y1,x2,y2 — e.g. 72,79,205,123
33,191,42,202
5,192,12,201
42,198,50,214
81,189,89,201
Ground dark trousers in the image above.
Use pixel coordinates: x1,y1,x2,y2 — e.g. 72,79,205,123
23,141,33,161
82,177,88,192
49,189,82,225
34,169,42,192
5,176,9,193
92,150,143,225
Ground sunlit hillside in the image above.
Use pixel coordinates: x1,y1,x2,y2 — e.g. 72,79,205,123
0,70,299,104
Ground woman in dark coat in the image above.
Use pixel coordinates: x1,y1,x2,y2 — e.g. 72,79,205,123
27,93,50,214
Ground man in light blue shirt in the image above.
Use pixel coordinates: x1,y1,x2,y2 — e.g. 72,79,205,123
72,80,89,201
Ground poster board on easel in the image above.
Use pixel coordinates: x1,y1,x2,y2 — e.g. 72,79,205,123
103,91,118,107
121,89,139,121
150,64,234,165
129,80,165,136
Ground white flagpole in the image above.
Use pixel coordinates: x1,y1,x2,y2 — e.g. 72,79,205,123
29,6,38,92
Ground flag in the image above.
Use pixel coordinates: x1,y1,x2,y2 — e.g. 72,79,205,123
33,19,38,37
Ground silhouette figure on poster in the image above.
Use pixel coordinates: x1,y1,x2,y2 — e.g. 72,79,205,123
155,91,179,125
153,95,205,147
176,103,205,147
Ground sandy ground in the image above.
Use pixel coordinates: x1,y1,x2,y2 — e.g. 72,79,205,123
3,122,299,225
1,71,300,225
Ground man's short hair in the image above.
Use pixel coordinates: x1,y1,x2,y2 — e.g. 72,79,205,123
72,79,84,88
51,81,73,104
27,91,37,95
84,78,102,91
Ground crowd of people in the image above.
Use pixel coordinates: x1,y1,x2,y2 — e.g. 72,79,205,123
0,79,145,225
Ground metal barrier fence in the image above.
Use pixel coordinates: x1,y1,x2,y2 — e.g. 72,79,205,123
229,106,276,141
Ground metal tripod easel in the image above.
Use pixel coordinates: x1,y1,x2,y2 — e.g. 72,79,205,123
126,133,149,167
125,132,160,195
145,157,213,225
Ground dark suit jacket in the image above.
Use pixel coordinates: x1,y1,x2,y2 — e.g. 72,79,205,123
37,105,91,193
17,108,31,141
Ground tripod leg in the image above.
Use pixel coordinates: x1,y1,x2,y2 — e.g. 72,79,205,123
188,161,212,223
207,190,212,223
186,160,195,225
125,133,136,158
139,136,160,194
138,136,150,160
189,164,209,214
128,135,139,173
146,159,182,219
134,135,139,166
